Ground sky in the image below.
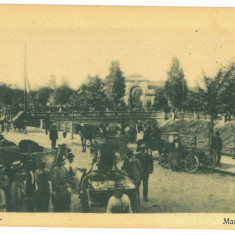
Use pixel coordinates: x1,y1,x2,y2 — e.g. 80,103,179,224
0,5,235,90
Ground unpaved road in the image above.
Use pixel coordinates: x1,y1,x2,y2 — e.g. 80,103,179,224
3,128,235,213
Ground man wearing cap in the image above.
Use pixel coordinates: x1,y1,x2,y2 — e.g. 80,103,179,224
0,164,8,212
8,161,27,212
51,158,71,212
49,125,58,149
34,160,51,212
211,131,222,166
106,182,133,213
135,144,153,202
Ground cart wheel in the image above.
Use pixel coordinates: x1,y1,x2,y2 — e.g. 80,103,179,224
132,191,139,213
160,153,170,168
81,190,92,212
185,154,199,173
206,154,216,172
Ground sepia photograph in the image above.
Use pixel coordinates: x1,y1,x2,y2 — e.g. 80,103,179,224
1,3,235,228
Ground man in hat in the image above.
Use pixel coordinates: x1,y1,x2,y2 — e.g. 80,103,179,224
135,143,153,202
211,131,222,166
8,161,27,212
106,182,133,213
0,164,8,212
49,125,58,149
122,148,143,204
51,157,71,212
34,160,51,212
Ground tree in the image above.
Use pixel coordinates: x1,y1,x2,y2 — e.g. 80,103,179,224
105,61,126,110
195,64,235,144
37,87,54,107
54,85,74,106
70,75,108,111
165,57,188,111
153,89,170,112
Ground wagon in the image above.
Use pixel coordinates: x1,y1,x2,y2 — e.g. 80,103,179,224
79,169,139,213
0,142,58,176
157,132,215,173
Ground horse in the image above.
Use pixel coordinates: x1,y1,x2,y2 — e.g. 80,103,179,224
75,124,100,152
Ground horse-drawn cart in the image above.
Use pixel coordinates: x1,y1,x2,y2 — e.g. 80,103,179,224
150,132,215,173
0,141,58,174
79,169,138,213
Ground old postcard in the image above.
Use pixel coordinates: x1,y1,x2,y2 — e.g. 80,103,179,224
0,4,235,229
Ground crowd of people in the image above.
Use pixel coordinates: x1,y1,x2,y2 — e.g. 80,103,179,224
0,147,80,212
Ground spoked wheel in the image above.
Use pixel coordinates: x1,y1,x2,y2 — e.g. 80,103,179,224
160,153,170,168
132,191,139,213
206,154,216,172
185,154,199,173
81,189,92,212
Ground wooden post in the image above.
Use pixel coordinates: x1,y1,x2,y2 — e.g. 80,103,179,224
194,136,197,148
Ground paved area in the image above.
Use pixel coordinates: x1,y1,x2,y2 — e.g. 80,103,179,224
3,127,235,213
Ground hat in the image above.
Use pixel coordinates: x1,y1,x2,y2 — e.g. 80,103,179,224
11,161,23,170
0,164,5,173
67,152,75,159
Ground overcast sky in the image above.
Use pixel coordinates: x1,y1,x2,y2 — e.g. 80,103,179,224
0,5,235,90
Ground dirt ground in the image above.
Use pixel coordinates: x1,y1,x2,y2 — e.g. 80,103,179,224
3,127,235,213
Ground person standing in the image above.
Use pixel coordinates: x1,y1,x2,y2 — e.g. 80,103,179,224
0,164,8,212
122,148,143,205
169,136,183,172
25,160,36,212
50,125,58,149
144,123,152,143
8,161,27,212
136,120,144,146
51,158,71,212
34,160,51,212
135,144,153,202
64,152,79,190
211,131,223,166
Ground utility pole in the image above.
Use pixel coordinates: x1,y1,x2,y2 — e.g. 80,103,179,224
24,43,27,112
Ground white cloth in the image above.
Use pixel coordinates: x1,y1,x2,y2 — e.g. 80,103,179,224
106,194,133,213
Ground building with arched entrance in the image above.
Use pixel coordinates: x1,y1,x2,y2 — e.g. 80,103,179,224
123,75,161,110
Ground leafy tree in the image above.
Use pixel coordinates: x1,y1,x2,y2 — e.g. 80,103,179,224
165,57,188,111
70,75,108,111
37,87,54,107
153,89,170,112
105,61,126,109
195,64,235,144
54,85,74,106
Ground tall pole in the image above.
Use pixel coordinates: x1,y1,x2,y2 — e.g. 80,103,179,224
24,43,27,112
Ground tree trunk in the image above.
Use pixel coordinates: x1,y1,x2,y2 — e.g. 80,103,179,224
209,117,214,149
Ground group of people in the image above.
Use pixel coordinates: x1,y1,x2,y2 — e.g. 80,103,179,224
0,149,78,212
